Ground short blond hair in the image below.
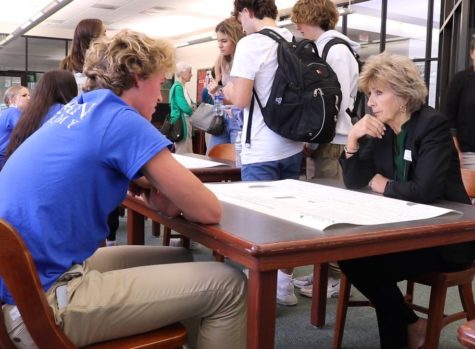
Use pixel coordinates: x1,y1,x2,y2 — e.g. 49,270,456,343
291,0,339,31
83,29,175,96
359,52,427,113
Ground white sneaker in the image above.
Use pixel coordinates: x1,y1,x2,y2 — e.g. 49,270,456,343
299,277,343,298
277,271,298,306
293,273,313,289
105,239,117,247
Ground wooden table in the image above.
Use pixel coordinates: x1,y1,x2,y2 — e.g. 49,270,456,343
123,187,475,349
179,153,241,183
126,153,240,245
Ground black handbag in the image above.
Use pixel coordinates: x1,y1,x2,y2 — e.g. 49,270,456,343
160,115,184,142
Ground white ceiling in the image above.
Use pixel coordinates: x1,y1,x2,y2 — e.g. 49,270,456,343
0,0,299,43
0,0,440,73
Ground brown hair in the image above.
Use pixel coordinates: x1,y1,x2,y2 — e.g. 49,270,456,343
215,17,245,74
359,52,427,113
233,0,278,20
83,29,175,96
291,0,339,31
60,18,104,73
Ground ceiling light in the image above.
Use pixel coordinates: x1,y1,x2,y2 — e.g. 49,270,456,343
21,20,32,29
0,0,73,48
174,42,190,48
31,11,44,22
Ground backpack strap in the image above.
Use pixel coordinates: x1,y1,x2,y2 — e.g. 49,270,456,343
322,37,357,61
322,37,364,123
257,28,287,43
245,88,265,146
245,29,289,146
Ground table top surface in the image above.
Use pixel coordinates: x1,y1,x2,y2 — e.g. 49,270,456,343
125,191,475,261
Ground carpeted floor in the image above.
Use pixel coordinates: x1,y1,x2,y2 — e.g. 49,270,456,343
115,216,472,348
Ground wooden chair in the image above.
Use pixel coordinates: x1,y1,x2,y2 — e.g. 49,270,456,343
161,143,236,248
0,219,187,349
333,263,475,349
458,319,475,348
461,168,475,198
310,162,475,328
208,143,236,162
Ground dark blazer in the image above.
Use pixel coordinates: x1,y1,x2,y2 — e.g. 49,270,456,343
340,105,474,264
443,67,475,152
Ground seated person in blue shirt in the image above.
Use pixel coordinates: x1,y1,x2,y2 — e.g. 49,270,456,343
0,85,30,167
0,29,246,349
338,52,475,349
3,70,77,165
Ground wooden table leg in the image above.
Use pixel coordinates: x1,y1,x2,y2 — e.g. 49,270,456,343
311,263,329,327
247,269,277,349
127,208,145,245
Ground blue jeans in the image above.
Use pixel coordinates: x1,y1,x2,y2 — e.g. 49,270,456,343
241,152,303,181
207,108,242,153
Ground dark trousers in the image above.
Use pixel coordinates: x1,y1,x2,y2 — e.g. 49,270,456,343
106,207,121,241
338,247,471,349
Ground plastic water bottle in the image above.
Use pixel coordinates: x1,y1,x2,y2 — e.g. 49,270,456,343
235,130,242,167
214,93,224,117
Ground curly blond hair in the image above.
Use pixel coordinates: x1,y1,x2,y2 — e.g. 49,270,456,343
291,0,339,31
359,52,427,113
83,29,175,96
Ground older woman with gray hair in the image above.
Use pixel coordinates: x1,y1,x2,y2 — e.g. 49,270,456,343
170,61,194,153
338,52,475,349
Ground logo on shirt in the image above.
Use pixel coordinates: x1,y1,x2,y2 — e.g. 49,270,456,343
48,100,97,129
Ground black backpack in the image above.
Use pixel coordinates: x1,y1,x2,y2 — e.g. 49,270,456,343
246,29,342,145
322,37,367,124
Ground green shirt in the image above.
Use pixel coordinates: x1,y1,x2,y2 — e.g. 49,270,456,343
393,122,409,182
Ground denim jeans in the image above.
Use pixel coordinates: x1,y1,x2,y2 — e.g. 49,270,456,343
241,152,303,181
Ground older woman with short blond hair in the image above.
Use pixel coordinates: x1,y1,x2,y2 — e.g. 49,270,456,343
338,52,475,349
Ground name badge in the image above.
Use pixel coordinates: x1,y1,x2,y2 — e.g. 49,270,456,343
404,149,412,162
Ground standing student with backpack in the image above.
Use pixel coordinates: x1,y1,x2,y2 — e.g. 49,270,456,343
290,0,360,299
223,0,304,306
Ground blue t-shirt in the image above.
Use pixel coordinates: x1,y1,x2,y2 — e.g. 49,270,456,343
43,103,63,124
0,107,21,165
0,89,171,304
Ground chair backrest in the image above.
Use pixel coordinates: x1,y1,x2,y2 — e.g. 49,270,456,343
461,168,475,198
208,143,236,162
0,219,76,349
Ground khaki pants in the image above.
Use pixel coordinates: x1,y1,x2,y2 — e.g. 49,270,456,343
4,246,247,349
306,143,345,181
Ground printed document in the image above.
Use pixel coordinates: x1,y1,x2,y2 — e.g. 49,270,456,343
172,154,224,168
205,179,457,230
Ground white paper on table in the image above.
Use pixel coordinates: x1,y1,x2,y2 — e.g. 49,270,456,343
172,154,224,168
205,179,459,231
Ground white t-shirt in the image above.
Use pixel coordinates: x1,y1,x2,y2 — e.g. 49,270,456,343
231,27,304,165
